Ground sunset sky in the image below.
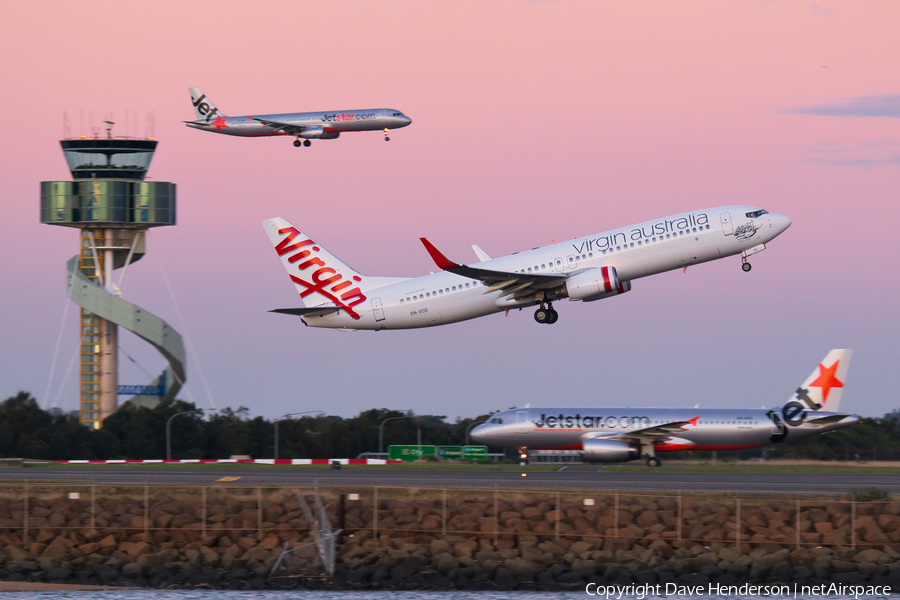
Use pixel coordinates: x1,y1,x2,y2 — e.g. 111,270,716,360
1,1,898,424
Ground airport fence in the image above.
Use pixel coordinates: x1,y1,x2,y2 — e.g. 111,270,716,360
0,483,897,552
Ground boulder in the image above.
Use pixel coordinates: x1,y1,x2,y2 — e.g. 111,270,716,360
504,557,546,574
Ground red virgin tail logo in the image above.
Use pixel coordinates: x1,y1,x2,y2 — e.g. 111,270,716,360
275,227,367,320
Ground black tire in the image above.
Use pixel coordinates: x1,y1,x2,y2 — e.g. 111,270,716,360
546,309,559,324
534,309,549,324
647,457,661,467
385,136,390,142
742,262,752,272
293,140,302,147
303,140,311,147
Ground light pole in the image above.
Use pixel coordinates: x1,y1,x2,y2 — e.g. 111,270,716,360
274,411,322,460
378,412,412,456
166,409,204,461
465,420,487,447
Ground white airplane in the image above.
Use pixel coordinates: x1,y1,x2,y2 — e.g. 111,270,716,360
262,206,791,331
185,87,411,147
469,349,857,467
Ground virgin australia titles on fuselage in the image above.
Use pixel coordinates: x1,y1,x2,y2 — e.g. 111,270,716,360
262,206,791,331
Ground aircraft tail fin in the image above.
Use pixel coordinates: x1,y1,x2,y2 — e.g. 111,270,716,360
785,349,852,413
189,87,226,122
263,217,406,319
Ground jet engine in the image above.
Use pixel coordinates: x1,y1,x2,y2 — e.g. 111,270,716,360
563,267,631,302
582,438,640,463
298,127,340,139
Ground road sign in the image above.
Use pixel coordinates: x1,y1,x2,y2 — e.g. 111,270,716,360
462,445,488,461
437,445,462,459
388,445,436,462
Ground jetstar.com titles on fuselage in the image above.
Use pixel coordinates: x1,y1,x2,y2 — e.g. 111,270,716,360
321,112,377,122
574,213,709,254
534,413,652,430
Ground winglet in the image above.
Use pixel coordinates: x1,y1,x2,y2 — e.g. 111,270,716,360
687,416,699,427
420,238,462,271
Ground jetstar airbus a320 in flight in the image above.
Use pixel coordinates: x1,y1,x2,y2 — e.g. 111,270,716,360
185,88,411,147
262,206,790,331
470,349,857,467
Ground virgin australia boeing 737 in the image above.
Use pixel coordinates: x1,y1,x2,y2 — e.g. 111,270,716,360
262,206,790,331
469,349,857,467
185,88,411,147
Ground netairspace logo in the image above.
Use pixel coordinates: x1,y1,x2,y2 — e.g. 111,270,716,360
584,583,892,599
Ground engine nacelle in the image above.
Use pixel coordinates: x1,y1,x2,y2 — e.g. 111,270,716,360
298,128,340,139
582,438,640,463
564,267,631,302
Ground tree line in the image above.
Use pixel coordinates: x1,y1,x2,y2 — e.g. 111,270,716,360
0,392,495,461
2,391,900,462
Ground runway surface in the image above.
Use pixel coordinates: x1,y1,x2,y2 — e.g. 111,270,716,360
1,467,897,495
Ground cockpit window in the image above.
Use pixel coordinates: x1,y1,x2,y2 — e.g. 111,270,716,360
746,210,768,218
392,112,402,116
489,417,504,424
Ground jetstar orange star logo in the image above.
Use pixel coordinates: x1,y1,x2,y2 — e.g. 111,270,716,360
809,360,844,404
212,115,229,132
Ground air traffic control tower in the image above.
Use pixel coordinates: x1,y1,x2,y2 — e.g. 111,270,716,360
41,126,186,428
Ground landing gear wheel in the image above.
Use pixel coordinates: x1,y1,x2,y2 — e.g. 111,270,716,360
293,140,302,147
303,140,311,147
534,308,549,324
647,457,662,467
741,262,752,272
546,309,559,324
385,136,390,142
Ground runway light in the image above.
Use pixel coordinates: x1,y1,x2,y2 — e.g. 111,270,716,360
521,473,527,477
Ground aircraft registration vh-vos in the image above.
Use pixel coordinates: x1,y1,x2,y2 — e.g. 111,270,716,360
470,349,857,467
263,206,791,331
185,88,411,147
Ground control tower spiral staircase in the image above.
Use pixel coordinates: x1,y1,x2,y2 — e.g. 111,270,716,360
42,128,185,428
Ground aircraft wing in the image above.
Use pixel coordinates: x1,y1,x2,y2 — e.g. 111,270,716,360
250,117,311,135
593,417,700,445
269,307,341,317
420,238,568,299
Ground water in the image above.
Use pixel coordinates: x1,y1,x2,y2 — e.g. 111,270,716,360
0,592,890,600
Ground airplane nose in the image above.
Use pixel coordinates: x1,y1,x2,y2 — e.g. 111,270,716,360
400,116,412,127
470,423,488,444
772,214,792,235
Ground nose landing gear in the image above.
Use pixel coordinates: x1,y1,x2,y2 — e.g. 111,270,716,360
533,302,559,324
384,128,390,142
741,258,752,272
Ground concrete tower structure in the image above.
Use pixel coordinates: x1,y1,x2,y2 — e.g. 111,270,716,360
41,125,186,428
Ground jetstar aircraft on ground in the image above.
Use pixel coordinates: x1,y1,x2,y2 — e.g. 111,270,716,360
185,88,411,147
262,206,790,331
470,349,857,467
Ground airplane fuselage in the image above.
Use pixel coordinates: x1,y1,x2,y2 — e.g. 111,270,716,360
186,108,411,137
294,206,790,330
470,407,858,453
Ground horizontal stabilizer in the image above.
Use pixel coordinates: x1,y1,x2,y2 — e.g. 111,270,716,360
269,307,341,317
806,414,851,426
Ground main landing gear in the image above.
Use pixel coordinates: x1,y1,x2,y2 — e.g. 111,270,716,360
533,302,559,324
293,139,311,148
646,457,662,467
741,257,752,272
384,128,390,142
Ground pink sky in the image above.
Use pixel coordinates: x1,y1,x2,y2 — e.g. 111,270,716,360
1,1,898,422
